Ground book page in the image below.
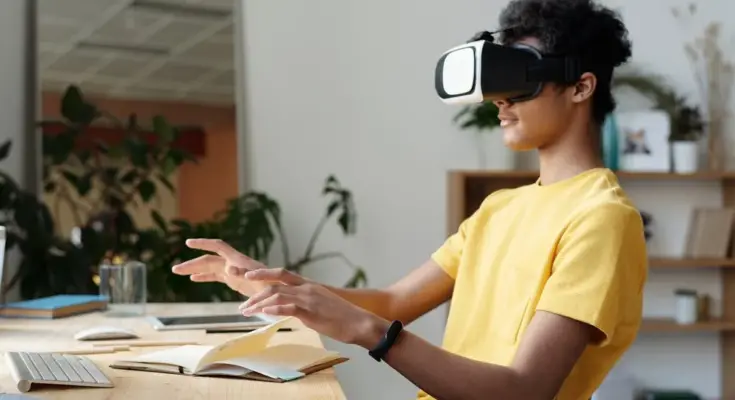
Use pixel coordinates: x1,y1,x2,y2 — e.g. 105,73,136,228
219,344,340,376
195,316,293,372
128,345,213,374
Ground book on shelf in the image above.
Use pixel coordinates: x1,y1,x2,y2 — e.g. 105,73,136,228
109,317,347,382
684,207,735,258
0,295,107,319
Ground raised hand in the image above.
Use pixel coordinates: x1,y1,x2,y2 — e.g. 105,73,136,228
171,238,271,297
239,268,386,347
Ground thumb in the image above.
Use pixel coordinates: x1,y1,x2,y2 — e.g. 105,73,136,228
244,268,306,286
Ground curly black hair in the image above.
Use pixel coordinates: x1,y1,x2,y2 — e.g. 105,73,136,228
498,0,632,125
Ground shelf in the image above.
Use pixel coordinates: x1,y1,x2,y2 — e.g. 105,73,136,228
641,318,735,333
649,257,735,268
452,170,735,181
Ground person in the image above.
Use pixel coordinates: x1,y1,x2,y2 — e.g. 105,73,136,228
171,0,648,398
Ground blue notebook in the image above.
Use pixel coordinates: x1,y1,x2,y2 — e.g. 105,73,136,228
0,295,107,319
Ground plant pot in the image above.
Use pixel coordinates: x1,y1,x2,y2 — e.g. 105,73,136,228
671,141,699,173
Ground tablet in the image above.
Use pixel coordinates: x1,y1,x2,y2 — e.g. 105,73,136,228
147,313,273,331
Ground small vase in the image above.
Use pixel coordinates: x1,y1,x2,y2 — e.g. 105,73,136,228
671,141,698,173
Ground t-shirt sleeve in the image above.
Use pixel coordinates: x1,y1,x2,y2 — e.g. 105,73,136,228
431,215,474,279
535,202,648,346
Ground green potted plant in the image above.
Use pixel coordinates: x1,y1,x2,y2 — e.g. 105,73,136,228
453,102,512,169
612,71,707,173
669,105,705,173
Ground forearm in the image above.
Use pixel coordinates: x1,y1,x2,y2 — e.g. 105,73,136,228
354,316,531,400
321,260,454,324
323,285,398,320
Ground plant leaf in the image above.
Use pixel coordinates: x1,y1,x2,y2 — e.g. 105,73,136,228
345,268,367,288
150,210,168,232
0,141,11,161
61,85,97,124
152,115,175,143
137,180,156,202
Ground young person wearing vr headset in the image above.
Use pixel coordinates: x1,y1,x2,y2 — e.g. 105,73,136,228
172,0,647,399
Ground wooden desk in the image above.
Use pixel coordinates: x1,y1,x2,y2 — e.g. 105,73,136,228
0,303,346,399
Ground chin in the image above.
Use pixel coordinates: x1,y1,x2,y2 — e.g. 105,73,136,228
502,129,532,151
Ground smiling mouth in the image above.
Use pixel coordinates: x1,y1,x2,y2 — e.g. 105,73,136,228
500,119,518,127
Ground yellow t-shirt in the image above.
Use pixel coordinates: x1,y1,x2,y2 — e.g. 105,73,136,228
419,168,647,400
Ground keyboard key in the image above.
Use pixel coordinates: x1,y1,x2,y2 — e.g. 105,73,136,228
77,356,111,384
24,353,54,381
39,353,68,382
52,354,82,383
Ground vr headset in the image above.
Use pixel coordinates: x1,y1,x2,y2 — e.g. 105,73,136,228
434,31,583,105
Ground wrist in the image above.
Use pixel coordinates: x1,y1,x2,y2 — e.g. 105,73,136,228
353,313,390,349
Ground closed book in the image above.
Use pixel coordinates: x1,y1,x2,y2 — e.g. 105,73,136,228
0,295,107,319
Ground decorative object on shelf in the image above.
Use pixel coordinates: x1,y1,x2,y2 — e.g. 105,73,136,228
453,101,515,170
601,113,619,171
640,210,653,241
670,105,706,173
674,288,699,325
673,3,734,171
684,207,735,258
612,71,707,173
615,110,671,172
698,293,711,321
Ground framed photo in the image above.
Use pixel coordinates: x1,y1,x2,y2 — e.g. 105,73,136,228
616,110,670,172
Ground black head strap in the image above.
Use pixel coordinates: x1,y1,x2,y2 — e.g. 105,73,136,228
527,56,582,84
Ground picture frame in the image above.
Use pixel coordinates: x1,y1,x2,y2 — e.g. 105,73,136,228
615,110,671,172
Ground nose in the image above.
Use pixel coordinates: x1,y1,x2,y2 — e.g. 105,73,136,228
493,99,511,108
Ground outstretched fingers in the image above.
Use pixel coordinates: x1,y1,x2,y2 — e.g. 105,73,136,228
186,238,244,259
189,272,222,282
171,254,224,276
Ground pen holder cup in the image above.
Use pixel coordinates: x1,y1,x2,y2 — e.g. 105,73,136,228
99,261,147,317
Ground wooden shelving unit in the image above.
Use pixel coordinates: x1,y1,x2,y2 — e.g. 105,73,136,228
445,169,735,398
641,318,735,333
649,257,735,268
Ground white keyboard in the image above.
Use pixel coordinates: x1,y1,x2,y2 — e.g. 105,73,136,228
4,352,113,393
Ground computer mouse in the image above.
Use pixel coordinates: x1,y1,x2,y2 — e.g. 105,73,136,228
74,326,139,341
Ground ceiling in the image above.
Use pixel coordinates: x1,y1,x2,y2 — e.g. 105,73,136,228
38,0,236,105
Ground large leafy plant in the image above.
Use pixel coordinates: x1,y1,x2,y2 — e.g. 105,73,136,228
42,85,195,263
144,175,367,302
16,84,367,302
0,140,96,300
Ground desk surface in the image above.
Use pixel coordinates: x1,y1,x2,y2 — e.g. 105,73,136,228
0,302,346,399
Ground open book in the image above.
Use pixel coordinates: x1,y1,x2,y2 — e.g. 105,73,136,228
109,317,347,382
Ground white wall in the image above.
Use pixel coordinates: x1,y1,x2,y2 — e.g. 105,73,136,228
238,1,735,399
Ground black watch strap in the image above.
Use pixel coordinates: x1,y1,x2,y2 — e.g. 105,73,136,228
368,320,403,362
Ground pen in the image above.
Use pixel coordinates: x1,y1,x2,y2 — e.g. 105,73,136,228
205,328,294,334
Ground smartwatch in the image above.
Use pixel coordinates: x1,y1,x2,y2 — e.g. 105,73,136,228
368,320,403,362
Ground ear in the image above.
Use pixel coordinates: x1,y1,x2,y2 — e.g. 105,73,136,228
570,72,597,103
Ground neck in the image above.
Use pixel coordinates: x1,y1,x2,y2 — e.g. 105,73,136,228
537,120,603,186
